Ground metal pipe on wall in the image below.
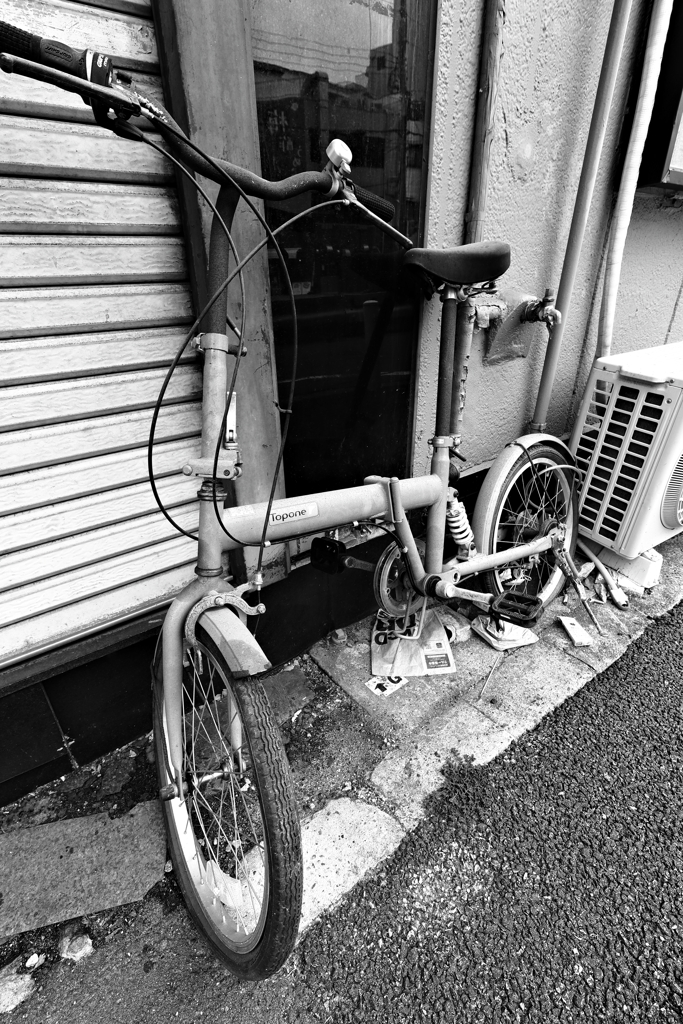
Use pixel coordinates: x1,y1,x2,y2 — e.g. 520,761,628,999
596,0,674,359
464,0,506,246
530,0,634,432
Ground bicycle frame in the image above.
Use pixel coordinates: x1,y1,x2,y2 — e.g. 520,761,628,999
160,182,567,787
0,37,578,979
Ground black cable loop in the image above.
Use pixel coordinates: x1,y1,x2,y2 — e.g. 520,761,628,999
143,197,344,546
207,200,347,548
139,133,246,541
144,123,307,550
143,138,250,549
148,118,303,569
143,125,347,548
142,116,398,573
131,115,291,549
143,139,247,408
152,122,395,572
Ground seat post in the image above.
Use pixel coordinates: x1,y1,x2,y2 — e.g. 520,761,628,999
448,297,475,448
435,286,459,435
424,286,459,575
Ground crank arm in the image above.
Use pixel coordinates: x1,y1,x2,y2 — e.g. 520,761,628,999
434,584,493,612
342,555,376,571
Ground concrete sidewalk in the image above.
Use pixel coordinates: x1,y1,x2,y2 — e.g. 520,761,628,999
1,535,682,1010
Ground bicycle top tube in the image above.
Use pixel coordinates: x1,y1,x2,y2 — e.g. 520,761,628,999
214,475,444,552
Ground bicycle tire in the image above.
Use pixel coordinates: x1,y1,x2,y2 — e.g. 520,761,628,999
472,443,578,607
152,623,302,979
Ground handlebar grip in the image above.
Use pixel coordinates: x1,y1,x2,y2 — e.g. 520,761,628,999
351,184,396,223
0,19,89,78
38,36,89,79
0,19,36,61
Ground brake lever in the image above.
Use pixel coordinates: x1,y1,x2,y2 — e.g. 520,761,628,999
339,185,413,250
0,51,141,117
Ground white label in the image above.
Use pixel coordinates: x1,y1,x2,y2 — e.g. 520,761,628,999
268,501,319,525
365,676,407,697
225,501,319,523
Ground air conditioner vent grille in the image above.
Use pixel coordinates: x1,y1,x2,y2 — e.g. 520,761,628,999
576,383,664,543
661,454,683,529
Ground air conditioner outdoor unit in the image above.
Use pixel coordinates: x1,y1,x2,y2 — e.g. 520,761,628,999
569,341,683,560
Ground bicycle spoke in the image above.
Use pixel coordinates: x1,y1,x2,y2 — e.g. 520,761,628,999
224,771,261,930
488,453,574,601
166,637,273,946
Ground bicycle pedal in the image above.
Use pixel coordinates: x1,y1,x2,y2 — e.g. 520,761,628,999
490,592,544,627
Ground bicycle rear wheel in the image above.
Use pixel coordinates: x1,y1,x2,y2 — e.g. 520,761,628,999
472,443,578,607
153,623,302,980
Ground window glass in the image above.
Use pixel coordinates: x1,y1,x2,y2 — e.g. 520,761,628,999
251,0,435,495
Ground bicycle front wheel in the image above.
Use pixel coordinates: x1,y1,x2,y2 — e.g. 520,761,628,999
153,624,302,980
472,442,578,607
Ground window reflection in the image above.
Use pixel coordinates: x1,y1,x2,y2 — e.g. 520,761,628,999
251,0,435,495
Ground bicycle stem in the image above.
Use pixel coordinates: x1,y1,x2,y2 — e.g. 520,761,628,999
194,186,242,575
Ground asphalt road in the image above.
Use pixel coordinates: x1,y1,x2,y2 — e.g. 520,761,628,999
9,601,683,1023
290,602,683,1024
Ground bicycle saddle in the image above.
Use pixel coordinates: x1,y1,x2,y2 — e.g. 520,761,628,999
404,241,510,289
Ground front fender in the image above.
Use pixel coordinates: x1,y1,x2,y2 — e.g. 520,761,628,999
199,607,271,678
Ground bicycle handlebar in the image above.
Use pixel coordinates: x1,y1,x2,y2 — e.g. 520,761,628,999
0,17,89,77
153,108,339,201
0,23,401,229
0,52,140,114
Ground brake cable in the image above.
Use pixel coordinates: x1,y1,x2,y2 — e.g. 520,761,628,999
134,111,389,579
140,181,345,546
96,109,300,554
137,131,246,541
140,133,252,545
147,118,309,575
138,119,348,553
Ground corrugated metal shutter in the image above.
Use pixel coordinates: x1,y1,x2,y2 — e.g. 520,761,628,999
0,0,199,667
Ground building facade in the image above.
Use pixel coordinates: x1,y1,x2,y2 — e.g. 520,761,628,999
0,0,679,798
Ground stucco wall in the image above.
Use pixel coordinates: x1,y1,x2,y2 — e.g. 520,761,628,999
414,0,671,476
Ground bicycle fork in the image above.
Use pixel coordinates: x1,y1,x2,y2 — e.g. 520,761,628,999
161,577,234,790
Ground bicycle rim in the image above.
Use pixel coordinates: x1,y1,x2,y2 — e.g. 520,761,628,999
153,626,302,979
374,541,412,618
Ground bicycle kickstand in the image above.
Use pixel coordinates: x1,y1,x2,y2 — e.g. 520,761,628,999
555,549,605,636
